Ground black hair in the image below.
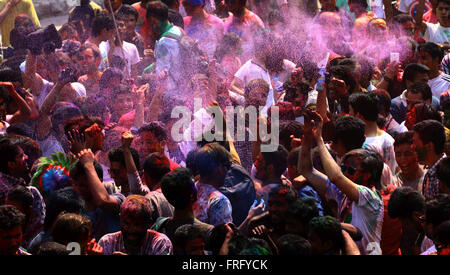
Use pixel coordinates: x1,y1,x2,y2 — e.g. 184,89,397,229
146,1,169,21
332,116,366,151
244,78,270,100
388,186,425,219
43,186,86,232
393,13,414,24
394,131,414,147
208,223,234,255
79,43,101,59
407,82,432,101
10,134,42,168
285,197,320,235
213,32,241,63
403,63,430,84
308,216,344,253
349,0,368,9
138,121,168,142
435,220,450,246
173,224,205,255
99,67,123,90
69,159,104,182
0,85,11,105
0,138,22,174
195,143,232,179
277,234,311,255
437,0,450,7
373,89,391,115
414,120,446,155
239,238,273,255
108,146,140,170
342,148,384,190
91,13,114,37
36,242,70,255
279,121,304,152
50,104,83,135
117,4,139,21
6,185,33,211
0,205,25,231
50,212,91,246
143,152,171,183
161,167,196,208
6,123,34,139
349,92,379,122
437,157,450,190
261,144,289,178
418,42,445,62
425,194,450,226
0,66,22,85
268,184,297,203
411,103,442,124
185,148,199,176
161,0,179,8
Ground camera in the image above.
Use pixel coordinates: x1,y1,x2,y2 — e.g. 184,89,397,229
26,24,62,55
59,67,78,84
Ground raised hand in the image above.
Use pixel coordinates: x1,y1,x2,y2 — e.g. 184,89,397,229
290,134,302,149
330,77,348,97
248,199,266,219
77,148,95,166
121,131,134,149
86,238,103,255
67,129,86,155
251,225,271,239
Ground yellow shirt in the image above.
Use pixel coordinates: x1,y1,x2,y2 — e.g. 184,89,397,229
0,0,40,46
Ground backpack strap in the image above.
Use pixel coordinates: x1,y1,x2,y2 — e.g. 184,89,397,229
152,217,171,232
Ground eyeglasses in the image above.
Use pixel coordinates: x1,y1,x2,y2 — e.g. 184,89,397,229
340,165,357,175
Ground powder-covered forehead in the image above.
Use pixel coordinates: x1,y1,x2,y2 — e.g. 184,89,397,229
121,195,153,217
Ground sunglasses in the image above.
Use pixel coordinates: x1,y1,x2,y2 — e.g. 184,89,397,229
340,165,357,175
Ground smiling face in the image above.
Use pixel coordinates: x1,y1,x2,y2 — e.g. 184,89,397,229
395,143,419,174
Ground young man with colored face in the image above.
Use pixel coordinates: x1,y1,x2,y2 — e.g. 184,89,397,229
417,0,450,44
77,44,103,98
116,4,145,57
146,1,185,91
349,92,397,174
98,195,173,255
299,111,384,255
417,42,450,98
412,119,447,198
394,131,426,192
0,205,29,255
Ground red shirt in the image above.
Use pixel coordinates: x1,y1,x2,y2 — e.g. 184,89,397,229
380,184,402,255
423,10,438,24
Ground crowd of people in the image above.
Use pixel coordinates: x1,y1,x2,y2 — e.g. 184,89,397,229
0,0,450,256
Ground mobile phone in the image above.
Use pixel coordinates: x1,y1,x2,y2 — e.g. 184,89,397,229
390,52,399,63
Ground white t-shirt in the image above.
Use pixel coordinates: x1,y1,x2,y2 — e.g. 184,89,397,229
234,60,274,116
363,131,397,174
428,72,450,98
99,40,140,76
325,180,384,255
234,59,295,115
424,22,450,44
